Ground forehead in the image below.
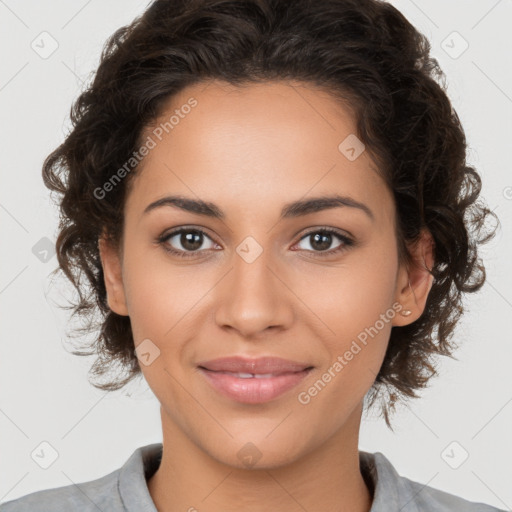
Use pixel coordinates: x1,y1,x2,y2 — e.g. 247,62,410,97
128,80,393,225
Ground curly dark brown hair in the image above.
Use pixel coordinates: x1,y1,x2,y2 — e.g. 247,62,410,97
42,0,499,429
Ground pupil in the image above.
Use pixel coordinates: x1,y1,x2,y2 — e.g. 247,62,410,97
182,231,202,250
312,232,331,251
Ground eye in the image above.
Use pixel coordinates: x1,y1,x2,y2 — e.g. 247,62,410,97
157,226,355,259
158,227,218,258
294,228,354,256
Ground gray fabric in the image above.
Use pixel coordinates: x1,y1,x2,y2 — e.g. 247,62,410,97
0,443,506,511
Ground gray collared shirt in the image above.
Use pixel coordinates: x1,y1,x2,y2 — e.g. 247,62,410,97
0,443,505,511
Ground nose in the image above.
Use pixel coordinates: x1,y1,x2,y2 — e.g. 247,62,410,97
213,245,294,338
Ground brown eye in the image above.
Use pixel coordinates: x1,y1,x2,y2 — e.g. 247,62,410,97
176,230,204,251
159,228,217,258
295,228,354,255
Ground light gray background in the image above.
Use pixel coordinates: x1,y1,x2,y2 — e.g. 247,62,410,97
1,0,511,508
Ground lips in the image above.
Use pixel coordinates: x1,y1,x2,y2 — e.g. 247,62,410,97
197,356,314,404
197,356,313,375
209,371,280,379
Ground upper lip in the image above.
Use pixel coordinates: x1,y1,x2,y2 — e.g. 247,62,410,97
197,356,313,374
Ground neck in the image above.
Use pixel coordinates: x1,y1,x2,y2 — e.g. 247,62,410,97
147,403,373,512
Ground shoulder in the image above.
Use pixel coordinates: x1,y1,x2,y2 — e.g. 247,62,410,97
0,467,123,512
360,450,506,512
0,443,161,512
399,473,506,512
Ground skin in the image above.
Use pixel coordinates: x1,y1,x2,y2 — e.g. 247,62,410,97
99,80,434,512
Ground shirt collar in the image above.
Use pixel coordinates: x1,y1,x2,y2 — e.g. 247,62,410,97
118,443,161,512
118,443,420,512
360,450,422,512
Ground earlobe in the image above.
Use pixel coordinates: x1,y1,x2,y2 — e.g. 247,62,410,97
393,229,435,326
98,234,129,316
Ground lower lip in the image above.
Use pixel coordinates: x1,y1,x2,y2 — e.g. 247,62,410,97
198,368,312,404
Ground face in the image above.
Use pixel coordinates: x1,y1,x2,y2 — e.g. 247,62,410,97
100,80,434,469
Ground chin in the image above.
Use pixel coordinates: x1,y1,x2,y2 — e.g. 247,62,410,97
201,431,310,471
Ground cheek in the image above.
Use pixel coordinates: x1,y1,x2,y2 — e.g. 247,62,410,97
296,276,396,434
302,239,398,391
302,239,398,338
122,245,212,340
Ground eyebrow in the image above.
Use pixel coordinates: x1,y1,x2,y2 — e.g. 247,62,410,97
142,194,374,222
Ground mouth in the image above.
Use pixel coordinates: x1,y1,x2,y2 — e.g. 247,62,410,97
197,355,313,374
201,370,308,378
197,356,314,404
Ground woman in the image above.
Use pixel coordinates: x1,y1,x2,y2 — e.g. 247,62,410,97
0,0,503,510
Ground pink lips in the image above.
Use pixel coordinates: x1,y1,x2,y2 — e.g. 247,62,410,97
197,356,313,404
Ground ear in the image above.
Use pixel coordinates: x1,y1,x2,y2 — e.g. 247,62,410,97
98,233,129,316
392,228,435,326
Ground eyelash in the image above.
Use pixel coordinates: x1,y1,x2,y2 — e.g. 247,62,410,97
157,226,355,259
